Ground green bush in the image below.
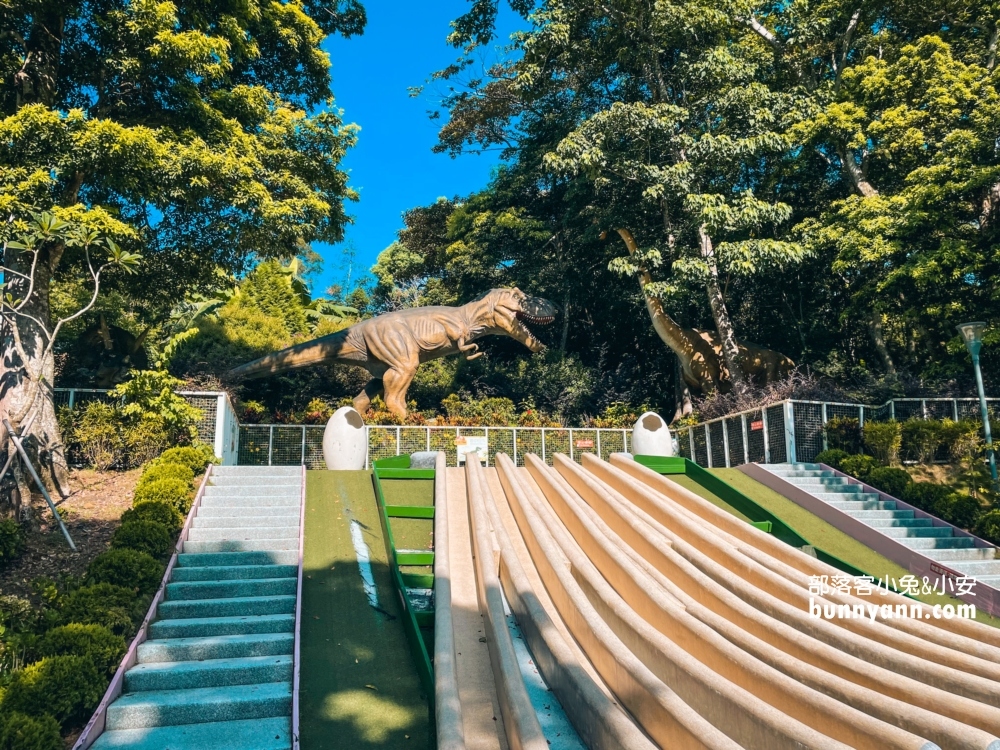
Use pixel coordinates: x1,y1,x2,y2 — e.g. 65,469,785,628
866,467,912,498
38,623,126,677
124,414,172,467
1,655,104,726
839,454,878,480
153,445,218,475
137,462,194,491
121,501,183,534
863,420,901,465
0,519,25,565
59,583,142,636
0,711,62,750
825,417,863,454
133,478,193,513
900,419,945,463
111,520,172,558
974,510,1000,545
934,493,981,529
814,449,850,470
73,401,124,471
87,548,164,597
110,370,201,443
901,481,953,513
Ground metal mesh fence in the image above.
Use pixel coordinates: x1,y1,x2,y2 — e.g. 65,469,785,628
599,430,627,460
766,405,787,463
746,410,765,463
709,421,726,467
677,429,692,459
793,402,823,462
726,418,745,466
692,427,708,466
180,395,217,446
238,426,271,466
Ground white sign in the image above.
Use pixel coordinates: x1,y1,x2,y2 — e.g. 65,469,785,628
456,436,488,465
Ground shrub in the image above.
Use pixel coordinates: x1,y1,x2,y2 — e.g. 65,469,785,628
133,478,193,513
38,624,126,677
0,595,40,635
136,462,194,491
121,501,183,534
863,420,901,465
901,481,953,513
866,467,912,498
825,416,862,453
153,445,218,475
901,419,944,463
111,369,201,444
1,655,104,726
239,400,269,423
73,401,123,470
814,449,850,470
59,583,142,636
839,454,878,480
111,520,172,558
934,493,981,529
87,548,164,597
974,510,1000,545
0,519,25,565
0,711,62,750
124,414,172,467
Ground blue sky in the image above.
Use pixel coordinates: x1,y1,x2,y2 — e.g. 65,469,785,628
314,1,523,296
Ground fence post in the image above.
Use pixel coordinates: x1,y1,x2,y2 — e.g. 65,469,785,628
953,399,959,421
890,400,896,420
68,389,76,411
513,429,518,466
542,429,547,464
741,415,750,464
596,430,601,461
704,423,713,467
722,418,731,468
859,405,865,431
396,427,401,456
569,429,574,462
426,427,431,451
300,426,306,465
783,401,797,464
921,399,928,420
268,425,274,466
762,409,771,463
365,427,370,469
485,427,490,467
623,428,628,454
688,427,696,461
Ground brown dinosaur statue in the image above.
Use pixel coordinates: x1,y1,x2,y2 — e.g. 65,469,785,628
229,288,557,417
613,229,794,394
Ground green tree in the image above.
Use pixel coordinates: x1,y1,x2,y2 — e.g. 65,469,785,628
0,0,364,494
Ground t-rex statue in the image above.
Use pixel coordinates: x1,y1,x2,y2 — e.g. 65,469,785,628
229,288,557,417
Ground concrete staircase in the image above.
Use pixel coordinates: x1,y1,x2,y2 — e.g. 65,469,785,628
91,466,302,750
761,463,1000,586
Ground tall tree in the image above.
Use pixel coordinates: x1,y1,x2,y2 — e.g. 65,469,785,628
0,0,364,497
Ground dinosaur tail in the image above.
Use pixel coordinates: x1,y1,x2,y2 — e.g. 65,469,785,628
228,329,352,380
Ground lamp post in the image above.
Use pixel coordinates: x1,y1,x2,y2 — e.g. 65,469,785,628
956,322,999,492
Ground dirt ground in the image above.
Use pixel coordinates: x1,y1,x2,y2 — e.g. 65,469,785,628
0,468,141,599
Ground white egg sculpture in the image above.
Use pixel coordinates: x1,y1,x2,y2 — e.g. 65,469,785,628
323,407,367,470
630,411,673,457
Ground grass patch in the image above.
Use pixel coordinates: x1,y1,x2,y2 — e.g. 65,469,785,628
301,471,431,749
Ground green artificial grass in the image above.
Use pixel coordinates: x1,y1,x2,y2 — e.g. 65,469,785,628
666,468,1000,627
300,471,431,749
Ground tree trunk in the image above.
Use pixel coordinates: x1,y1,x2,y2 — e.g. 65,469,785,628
672,356,693,424
560,288,570,352
699,226,748,395
868,308,896,374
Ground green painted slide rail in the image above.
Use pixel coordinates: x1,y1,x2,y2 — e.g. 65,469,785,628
370,455,436,710
634,455,868,579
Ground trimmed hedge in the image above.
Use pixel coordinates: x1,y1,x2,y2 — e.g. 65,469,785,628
0,518,25,565
866,467,912,499
974,510,1000,545
111,520,172,558
0,712,62,750
121,500,184,534
152,445,217,475
901,481,953,513
839,454,878,481
814,449,849,470
136,462,194,492
87,548,164,597
38,624,126,677
59,583,142,637
934,494,981,530
863,420,901,465
132,478,193,514
0,655,104,726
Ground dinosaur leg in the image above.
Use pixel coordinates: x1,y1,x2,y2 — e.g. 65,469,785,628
383,367,416,418
353,379,384,414
457,337,483,361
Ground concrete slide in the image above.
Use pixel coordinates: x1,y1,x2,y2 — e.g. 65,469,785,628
436,451,1000,749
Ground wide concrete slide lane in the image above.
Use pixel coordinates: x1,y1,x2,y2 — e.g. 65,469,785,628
87,465,303,750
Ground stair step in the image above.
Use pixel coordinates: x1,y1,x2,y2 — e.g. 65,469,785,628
193,513,299,527
881,527,955,538
89,716,292,750
150,614,295,639
170,564,298,582
187,525,299,542
922,547,996,562
826,499,895,510
177,551,298,567
183,539,298,554
767,470,835,478
200,495,300,507
157,595,296,620
902,537,975,549
209,477,301,488
106,681,291,730
126,655,293,692
945,560,1000,577
862,518,933,528
138,633,293,664
850,510,914,520
167,578,296,601
212,466,301,476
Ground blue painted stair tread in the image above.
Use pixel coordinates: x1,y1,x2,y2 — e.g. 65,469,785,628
764,463,1000,586
91,466,302,749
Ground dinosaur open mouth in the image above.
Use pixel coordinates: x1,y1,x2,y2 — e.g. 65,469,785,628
515,311,555,326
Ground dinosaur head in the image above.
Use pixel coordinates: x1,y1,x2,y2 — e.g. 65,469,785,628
482,287,556,352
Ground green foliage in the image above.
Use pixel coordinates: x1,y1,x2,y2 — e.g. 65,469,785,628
239,400,269,424
866,468,912,499
87,549,164,598
153,446,217,475
59,584,141,637
72,401,124,471
974,510,1000,545
38,624,126,678
901,420,946,464
121,502,183,535
863,421,902,466
132,478,194,514
839,454,879,481
0,520,25,566
814,449,850,470
825,418,863,454
0,655,103,727
111,370,201,443
901,482,954,514
136,463,195,492
111,521,172,559
0,711,62,750
934,493,981,530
